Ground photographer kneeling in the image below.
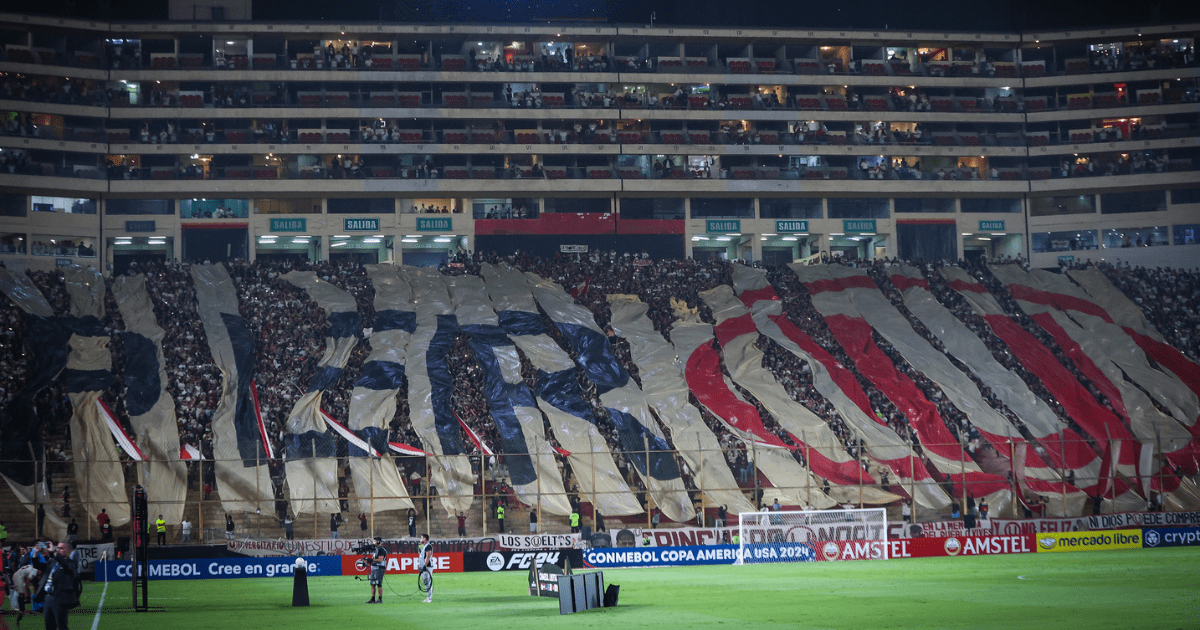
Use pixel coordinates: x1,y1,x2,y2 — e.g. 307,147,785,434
366,537,387,604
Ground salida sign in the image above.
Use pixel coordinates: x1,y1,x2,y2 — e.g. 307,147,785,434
341,553,463,575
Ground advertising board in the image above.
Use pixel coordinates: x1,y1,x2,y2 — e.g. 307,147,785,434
1035,530,1142,553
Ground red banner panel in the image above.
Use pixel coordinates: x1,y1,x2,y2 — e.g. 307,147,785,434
475,213,617,235
341,552,463,575
812,540,888,561
888,534,1036,559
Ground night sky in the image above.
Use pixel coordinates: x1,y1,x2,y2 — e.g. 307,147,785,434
19,0,1200,32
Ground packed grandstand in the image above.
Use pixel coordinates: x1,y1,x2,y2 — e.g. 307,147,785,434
0,10,1198,546
1,252,1198,542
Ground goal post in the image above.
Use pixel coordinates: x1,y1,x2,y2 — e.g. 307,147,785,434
737,508,889,563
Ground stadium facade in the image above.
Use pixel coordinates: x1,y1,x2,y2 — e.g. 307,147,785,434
0,10,1197,274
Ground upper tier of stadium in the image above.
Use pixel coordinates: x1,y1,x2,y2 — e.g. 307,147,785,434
0,11,1197,275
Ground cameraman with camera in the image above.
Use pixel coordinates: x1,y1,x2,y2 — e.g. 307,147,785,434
36,540,79,630
365,537,387,604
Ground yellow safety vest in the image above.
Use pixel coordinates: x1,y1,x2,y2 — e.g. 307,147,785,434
497,506,505,519
156,519,166,533
569,513,580,527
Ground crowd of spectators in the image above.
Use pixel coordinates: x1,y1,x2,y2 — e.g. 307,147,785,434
1088,42,1196,73
1058,152,1176,178
0,74,107,106
1097,262,1200,363
5,251,1199,524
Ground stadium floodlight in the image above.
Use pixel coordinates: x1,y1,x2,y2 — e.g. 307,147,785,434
737,507,888,564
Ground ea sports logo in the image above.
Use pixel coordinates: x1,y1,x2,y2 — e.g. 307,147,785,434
943,537,962,556
1144,530,1160,547
486,552,505,571
822,542,840,560
354,557,370,572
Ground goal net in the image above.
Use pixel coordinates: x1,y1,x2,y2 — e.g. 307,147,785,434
737,508,889,563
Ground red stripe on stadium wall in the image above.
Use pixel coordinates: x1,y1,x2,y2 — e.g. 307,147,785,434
475,215,684,235
616,219,685,234
476,213,615,235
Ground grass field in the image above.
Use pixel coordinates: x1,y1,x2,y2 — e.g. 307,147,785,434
35,547,1200,630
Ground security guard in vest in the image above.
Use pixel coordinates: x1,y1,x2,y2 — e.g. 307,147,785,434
569,509,580,533
156,514,167,545
496,503,505,533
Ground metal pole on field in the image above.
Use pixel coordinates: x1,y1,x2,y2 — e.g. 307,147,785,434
369,456,375,538
481,455,487,536
589,430,596,527
1104,425,1112,515
858,454,863,509
697,434,704,527
804,434,811,509
960,436,966,516
313,441,319,539
908,436,916,526
752,438,760,509
536,450,542,536
645,434,652,530
1059,432,1066,514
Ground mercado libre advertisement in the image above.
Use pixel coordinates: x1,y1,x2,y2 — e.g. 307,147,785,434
1035,530,1142,553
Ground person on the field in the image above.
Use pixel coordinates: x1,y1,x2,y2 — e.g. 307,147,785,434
418,534,434,603
366,537,387,604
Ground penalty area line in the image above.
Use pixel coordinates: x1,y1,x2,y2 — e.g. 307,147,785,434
90,580,109,630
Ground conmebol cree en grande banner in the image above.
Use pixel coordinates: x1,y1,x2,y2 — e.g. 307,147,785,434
96,556,342,581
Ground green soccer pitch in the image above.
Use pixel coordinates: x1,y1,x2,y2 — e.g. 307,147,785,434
48,547,1200,630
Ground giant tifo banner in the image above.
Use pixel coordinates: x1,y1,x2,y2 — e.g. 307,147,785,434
96,556,343,581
